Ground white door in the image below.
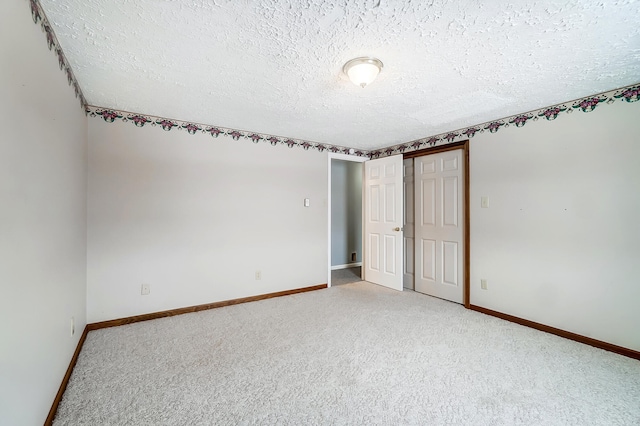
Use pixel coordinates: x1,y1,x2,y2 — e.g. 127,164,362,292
363,154,404,291
403,158,415,290
414,150,464,303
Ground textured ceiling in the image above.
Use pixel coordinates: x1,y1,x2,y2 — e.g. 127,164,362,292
39,0,640,150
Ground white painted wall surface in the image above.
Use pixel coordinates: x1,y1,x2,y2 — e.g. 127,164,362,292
87,120,328,323
470,100,640,351
331,160,362,266
0,2,88,425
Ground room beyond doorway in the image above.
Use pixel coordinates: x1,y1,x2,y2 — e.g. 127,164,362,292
331,266,362,286
328,153,366,287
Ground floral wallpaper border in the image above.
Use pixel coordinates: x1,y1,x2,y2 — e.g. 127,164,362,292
82,85,640,159
28,1,639,159
85,106,369,157
369,83,640,159
30,0,87,109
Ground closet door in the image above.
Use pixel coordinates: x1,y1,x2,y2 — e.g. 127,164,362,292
414,150,464,303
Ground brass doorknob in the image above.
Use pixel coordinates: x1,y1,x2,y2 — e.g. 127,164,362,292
394,227,401,231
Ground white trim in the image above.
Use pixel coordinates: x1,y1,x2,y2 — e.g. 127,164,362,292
331,262,363,271
327,153,368,288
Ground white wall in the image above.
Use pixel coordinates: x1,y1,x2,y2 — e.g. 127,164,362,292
331,160,362,266
87,119,328,323
0,2,88,425
470,100,640,351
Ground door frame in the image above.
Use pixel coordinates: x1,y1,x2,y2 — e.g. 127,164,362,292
404,140,470,308
327,153,368,288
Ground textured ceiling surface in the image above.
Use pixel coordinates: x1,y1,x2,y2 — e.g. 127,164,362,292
39,0,640,150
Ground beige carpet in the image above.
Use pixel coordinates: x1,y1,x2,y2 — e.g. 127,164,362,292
53,282,640,425
331,266,361,286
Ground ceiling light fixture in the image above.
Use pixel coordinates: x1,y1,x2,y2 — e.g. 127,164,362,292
343,57,383,88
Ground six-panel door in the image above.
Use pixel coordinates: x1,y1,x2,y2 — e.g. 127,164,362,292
413,149,464,303
363,154,404,291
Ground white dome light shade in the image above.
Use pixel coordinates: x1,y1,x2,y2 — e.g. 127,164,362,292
343,57,383,88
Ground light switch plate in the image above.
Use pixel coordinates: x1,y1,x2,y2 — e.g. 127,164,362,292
304,198,310,207
481,196,489,208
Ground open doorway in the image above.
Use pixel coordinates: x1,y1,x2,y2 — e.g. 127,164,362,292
327,153,366,287
330,159,363,286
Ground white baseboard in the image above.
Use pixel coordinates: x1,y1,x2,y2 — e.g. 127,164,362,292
331,262,362,271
